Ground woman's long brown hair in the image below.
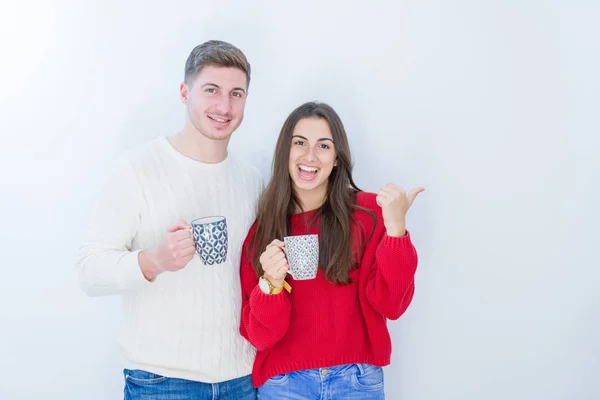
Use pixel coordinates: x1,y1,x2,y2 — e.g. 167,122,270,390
248,102,374,284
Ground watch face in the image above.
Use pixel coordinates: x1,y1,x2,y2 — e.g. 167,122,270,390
259,278,271,294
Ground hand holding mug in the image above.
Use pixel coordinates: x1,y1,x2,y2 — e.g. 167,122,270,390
140,219,195,280
259,239,289,288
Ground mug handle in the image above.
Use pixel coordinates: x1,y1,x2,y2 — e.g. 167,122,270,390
281,245,295,278
188,227,199,254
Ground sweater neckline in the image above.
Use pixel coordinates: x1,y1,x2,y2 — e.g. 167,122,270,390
291,208,318,219
159,136,231,172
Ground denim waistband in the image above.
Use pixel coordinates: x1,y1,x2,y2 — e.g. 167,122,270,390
299,363,374,377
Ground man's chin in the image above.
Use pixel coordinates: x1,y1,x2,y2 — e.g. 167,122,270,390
200,130,234,141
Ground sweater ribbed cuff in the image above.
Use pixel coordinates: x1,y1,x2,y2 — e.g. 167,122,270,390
249,285,290,316
117,250,152,291
380,229,413,249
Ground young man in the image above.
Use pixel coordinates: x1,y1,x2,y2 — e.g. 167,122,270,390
76,40,262,399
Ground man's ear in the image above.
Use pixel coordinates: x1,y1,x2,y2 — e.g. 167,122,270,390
180,82,189,104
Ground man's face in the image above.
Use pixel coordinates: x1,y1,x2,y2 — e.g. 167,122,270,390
180,65,248,141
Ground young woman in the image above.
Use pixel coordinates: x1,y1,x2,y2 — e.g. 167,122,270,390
240,101,423,399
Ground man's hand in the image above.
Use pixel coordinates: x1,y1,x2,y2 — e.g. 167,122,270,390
139,219,195,281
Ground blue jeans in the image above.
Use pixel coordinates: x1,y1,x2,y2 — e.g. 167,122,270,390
123,369,256,400
257,363,385,399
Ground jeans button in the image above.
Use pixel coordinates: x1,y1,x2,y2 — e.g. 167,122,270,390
321,369,329,376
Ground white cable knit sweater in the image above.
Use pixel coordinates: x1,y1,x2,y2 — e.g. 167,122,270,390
76,136,263,383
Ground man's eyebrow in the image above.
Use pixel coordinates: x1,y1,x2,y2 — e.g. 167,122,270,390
201,83,246,94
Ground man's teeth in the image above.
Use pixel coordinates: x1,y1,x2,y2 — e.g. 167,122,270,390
208,115,228,123
299,165,318,172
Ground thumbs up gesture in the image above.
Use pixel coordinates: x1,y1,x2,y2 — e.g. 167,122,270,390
376,184,424,237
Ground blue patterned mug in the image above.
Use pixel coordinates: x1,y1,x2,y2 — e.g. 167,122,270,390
190,216,228,265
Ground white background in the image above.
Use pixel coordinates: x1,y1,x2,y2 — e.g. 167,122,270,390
1,1,598,399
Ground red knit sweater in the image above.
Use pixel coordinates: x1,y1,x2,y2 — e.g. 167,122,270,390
239,191,418,387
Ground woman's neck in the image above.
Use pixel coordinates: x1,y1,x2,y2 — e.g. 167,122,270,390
294,188,326,213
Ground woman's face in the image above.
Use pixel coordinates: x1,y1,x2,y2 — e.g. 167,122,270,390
288,117,337,203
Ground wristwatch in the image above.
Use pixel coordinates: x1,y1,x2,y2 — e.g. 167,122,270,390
259,276,292,295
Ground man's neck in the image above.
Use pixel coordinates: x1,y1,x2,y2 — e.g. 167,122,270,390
169,125,229,164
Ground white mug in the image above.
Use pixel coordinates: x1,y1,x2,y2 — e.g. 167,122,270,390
283,234,319,280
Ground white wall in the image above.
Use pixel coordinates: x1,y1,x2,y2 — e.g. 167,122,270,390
1,1,598,399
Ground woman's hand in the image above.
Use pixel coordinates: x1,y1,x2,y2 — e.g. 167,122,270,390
376,184,424,237
259,239,289,288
